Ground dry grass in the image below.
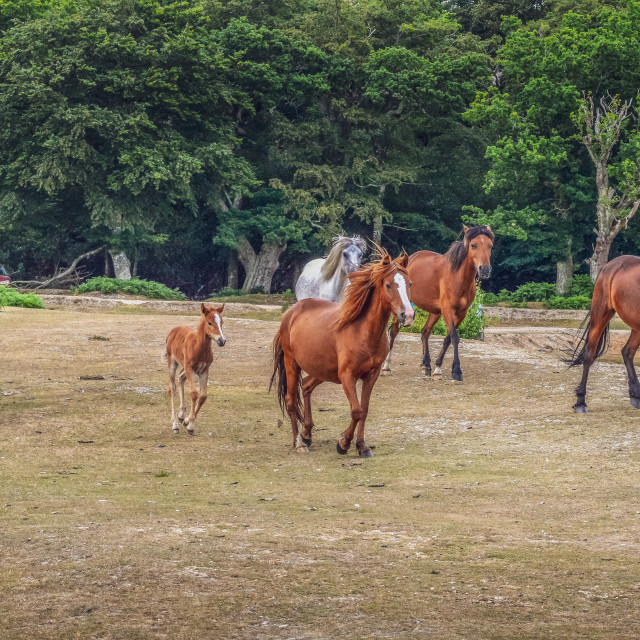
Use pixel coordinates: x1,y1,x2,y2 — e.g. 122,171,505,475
1,307,639,639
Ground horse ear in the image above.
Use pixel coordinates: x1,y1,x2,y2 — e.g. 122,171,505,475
217,303,225,314
396,252,409,269
486,225,491,231
201,303,207,315
462,224,469,233
381,253,391,265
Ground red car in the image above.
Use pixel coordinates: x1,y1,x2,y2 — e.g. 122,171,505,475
0,265,10,286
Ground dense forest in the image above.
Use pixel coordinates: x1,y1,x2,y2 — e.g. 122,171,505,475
1,0,639,297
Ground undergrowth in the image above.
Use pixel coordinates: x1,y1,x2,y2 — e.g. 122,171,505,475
74,277,186,300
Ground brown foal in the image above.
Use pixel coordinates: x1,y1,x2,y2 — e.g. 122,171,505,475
166,303,226,435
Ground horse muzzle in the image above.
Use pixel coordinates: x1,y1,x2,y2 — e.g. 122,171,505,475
477,265,492,280
398,308,415,327
216,337,226,347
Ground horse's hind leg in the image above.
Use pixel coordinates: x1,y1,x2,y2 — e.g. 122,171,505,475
300,375,323,446
177,369,188,422
574,308,615,412
381,317,400,375
168,357,180,432
284,357,307,452
621,330,640,409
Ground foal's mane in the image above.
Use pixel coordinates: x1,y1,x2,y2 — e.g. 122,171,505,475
320,235,367,280
446,225,495,272
334,249,406,331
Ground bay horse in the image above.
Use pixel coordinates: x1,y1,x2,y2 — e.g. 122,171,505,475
295,235,367,302
271,250,414,457
166,303,226,435
566,255,640,412
382,225,494,381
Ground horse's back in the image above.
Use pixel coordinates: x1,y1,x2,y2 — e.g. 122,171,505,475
166,325,196,363
600,256,640,326
280,298,341,382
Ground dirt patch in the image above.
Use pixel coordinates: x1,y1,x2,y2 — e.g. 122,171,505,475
1,306,639,640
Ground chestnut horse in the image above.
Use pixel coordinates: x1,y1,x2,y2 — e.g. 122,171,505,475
166,303,226,434
270,250,414,457
566,255,640,412
382,225,494,381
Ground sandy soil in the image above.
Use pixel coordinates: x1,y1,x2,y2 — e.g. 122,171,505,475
1,306,639,639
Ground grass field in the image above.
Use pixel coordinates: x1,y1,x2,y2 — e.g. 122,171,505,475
1,306,639,639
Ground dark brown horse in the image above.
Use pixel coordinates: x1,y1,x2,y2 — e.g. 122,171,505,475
567,255,640,412
270,250,414,457
166,303,226,434
382,225,494,381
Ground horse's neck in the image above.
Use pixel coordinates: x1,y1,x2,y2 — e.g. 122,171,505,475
453,255,477,293
193,322,212,353
356,290,390,344
321,263,347,299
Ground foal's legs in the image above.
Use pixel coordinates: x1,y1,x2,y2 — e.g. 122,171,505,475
177,370,188,422
574,308,615,412
421,312,441,377
168,357,181,432
381,317,400,374
337,372,365,456
184,369,209,435
621,330,640,409
300,375,323,446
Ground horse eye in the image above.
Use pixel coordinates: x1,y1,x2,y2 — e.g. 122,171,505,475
386,283,391,289
208,322,212,326
471,243,477,249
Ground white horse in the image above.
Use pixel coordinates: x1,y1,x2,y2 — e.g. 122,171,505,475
295,236,367,302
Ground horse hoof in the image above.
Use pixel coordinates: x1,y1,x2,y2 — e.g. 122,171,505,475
300,435,312,446
358,448,374,458
630,397,640,409
336,442,349,455
573,404,588,413
380,369,392,376
432,373,442,381
187,427,195,436
295,444,309,453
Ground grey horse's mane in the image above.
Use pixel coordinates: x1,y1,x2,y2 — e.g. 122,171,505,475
320,236,367,281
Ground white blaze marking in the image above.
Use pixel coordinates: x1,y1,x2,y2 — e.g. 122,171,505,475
394,273,411,309
214,314,224,340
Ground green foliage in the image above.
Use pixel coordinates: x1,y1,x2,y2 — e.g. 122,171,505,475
210,287,245,298
568,274,595,298
544,295,592,310
401,287,486,340
74,277,186,300
0,287,44,309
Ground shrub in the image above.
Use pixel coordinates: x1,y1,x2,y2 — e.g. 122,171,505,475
0,287,44,309
74,277,186,300
544,295,592,310
400,287,486,339
568,274,594,298
210,286,245,298
509,281,557,302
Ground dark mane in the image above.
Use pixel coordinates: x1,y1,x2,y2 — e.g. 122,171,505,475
445,226,495,272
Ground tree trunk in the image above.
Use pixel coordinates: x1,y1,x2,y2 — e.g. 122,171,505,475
372,214,383,246
104,249,111,277
237,236,286,293
227,251,239,289
555,237,573,295
589,233,612,282
109,250,132,280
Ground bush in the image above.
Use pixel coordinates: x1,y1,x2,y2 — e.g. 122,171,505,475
509,281,557,302
400,287,486,339
74,277,186,300
568,274,594,298
0,287,44,309
544,295,592,310
210,286,245,298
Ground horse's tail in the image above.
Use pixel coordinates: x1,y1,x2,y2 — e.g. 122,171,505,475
269,330,303,423
563,312,610,367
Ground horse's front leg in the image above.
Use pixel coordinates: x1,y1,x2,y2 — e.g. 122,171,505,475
421,312,441,377
183,366,199,435
354,368,381,458
168,357,181,432
186,368,209,435
435,310,463,382
381,317,400,375
177,369,188,422
300,375,323,446
337,373,364,455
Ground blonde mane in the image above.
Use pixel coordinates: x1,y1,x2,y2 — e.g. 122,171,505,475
320,236,367,281
334,249,407,331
